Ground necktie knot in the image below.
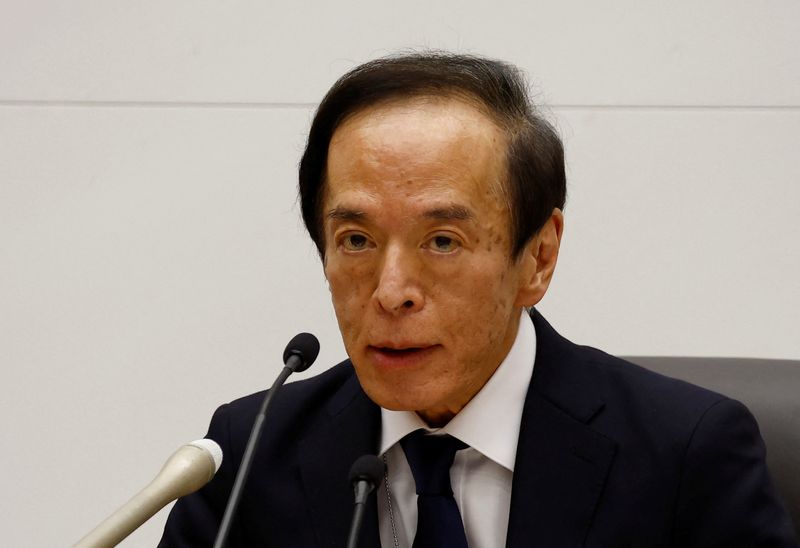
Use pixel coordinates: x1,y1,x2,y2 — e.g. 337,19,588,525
400,430,467,496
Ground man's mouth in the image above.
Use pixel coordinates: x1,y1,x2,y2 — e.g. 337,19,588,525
367,344,439,367
376,346,425,355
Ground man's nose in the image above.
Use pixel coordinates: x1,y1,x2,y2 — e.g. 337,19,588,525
374,246,425,315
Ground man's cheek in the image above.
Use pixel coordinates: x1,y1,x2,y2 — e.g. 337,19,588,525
333,294,369,337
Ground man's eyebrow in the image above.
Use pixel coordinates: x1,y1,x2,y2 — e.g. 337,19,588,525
424,205,474,221
326,204,473,222
326,207,367,221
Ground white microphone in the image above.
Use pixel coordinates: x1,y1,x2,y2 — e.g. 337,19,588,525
73,439,223,548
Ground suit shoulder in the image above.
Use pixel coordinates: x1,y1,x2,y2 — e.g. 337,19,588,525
212,360,360,440
560,344,741,449
228,358,354,404
530,310,730,427
582,345,729,414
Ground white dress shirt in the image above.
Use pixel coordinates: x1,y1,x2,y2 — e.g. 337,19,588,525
377,310,536,548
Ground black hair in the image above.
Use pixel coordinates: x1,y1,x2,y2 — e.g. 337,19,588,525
298,51,566,259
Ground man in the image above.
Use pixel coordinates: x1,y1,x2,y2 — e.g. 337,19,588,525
160,53,797,546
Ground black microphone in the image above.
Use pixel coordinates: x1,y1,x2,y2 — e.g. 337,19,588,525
346,454,385,548
213,332,320,548
282,332,320,373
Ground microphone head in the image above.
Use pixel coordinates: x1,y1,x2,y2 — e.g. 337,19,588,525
189,438,223,473
156,439,224,501
348,454,385,488
283,332,320,372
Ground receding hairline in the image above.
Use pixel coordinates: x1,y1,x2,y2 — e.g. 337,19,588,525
322,90,515,219
331,88,518,145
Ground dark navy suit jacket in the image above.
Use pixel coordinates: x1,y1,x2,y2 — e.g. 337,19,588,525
160,311,797,546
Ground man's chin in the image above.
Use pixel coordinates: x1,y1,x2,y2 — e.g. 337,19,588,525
357,380,451,420
358,381,431,412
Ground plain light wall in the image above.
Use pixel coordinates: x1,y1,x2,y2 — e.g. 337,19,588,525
1,2,798,546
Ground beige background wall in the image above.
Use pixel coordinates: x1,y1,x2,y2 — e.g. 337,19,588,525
1,2,798,546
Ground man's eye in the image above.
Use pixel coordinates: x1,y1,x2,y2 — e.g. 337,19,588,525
429,235,458,253
342,234,369,250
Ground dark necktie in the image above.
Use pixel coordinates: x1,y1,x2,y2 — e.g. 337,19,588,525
400,429,469,548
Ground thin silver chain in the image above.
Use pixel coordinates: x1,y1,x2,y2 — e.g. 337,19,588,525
382,453,400,548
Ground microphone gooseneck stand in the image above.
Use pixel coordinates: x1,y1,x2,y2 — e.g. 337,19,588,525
212,333,320,548
346,454,386,548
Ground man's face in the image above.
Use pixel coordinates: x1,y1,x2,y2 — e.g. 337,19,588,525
322,96,539,426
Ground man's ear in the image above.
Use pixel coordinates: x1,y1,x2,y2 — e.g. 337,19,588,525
515,208,564,308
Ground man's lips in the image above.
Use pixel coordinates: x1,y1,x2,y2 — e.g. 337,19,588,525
366,344,440,368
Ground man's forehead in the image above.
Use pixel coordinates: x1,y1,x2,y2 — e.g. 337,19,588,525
327,102,505,186
331,94,503,146
322,94,511,237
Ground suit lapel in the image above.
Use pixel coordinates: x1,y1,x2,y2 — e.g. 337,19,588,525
506,393,617,547
297,369,382,548
506,311,618,547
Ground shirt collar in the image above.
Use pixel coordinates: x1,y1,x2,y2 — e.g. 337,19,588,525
379,310,536,472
